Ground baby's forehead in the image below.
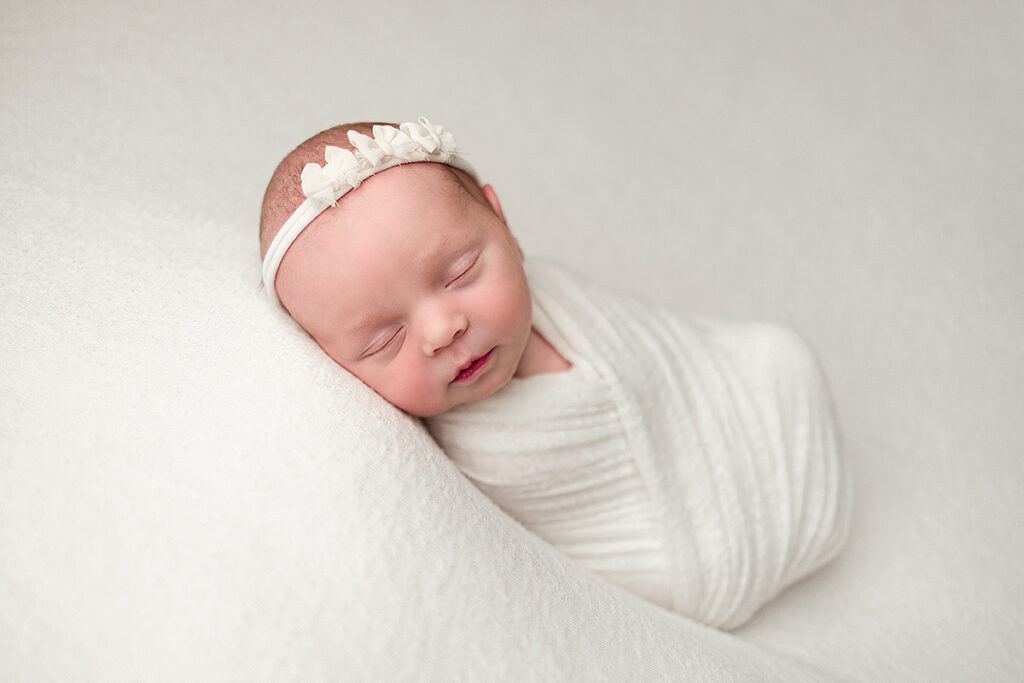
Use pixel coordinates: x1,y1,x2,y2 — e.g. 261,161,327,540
294,164,482,278
326,163,477,232
377,162,476,203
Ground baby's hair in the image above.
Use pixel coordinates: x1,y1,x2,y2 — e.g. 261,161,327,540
260,122,486,258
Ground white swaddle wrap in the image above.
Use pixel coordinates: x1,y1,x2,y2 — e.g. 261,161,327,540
428,260,850,629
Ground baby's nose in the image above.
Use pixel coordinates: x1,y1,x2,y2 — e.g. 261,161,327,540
424,312,468,356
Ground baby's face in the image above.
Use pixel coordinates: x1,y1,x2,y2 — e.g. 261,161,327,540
275,164,533,417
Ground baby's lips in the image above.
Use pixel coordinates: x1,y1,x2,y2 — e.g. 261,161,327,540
452,349,493,382
452,356,477,381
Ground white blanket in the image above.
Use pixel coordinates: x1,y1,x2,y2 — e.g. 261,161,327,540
433,260,851,628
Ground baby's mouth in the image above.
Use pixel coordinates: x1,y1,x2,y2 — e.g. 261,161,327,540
452,349,494,383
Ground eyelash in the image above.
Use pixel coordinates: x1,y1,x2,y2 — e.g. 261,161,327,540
446,254,479,287
366,327,403,357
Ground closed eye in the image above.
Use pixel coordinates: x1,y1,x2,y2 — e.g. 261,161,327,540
446,253,480,287
363,327,405,358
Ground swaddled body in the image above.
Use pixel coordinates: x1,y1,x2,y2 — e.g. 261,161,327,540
428,260,850,629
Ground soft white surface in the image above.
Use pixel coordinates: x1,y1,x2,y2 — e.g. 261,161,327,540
2,0,1022,680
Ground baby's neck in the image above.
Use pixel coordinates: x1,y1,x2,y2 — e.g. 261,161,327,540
515,327,571,377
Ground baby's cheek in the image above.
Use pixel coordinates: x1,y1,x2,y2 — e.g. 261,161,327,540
494,278,532,332
386,365,446,417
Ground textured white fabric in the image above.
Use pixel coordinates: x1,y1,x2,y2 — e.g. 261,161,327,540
429,352,677,611
430,261,851,628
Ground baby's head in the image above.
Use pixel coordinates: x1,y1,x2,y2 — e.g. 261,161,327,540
260,119,533,417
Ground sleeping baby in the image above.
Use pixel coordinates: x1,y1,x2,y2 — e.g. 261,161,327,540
259,117,851,629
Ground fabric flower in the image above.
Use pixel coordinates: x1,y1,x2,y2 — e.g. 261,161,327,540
414,117,457,161
298,118,464,203
300,162,338,204
347,131,387,166
401,119,441,154
301,146,361,203
372,125,422,160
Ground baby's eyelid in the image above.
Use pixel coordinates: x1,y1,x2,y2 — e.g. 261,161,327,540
364,327,403,357
446,253,480,287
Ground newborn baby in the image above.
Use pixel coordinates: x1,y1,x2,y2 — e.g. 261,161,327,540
260,117,850,629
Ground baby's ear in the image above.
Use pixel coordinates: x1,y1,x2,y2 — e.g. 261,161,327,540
481,184,506,223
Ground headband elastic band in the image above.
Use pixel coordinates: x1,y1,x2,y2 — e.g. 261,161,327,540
261,117,476,305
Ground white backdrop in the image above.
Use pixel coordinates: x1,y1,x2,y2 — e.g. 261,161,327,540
2,1,1022,680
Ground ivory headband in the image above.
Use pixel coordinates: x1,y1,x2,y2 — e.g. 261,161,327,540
261,117,477,305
